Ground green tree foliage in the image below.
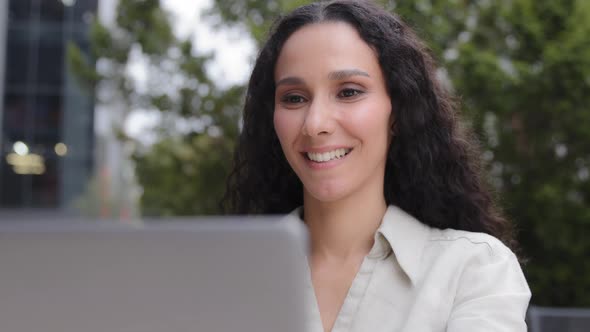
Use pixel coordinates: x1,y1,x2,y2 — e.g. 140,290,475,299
207,0,590,306
71,0,589,305
69,0,242,216
134,133,234,215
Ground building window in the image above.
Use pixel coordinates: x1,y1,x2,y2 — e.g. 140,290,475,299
8,0,34,22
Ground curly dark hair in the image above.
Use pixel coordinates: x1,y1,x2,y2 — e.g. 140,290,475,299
223,0,516,249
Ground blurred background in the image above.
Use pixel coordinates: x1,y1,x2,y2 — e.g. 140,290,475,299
0,0,588,316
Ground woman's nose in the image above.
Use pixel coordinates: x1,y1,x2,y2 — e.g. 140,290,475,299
301,97,335,137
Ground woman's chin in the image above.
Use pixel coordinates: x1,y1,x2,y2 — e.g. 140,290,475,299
303,184,351,204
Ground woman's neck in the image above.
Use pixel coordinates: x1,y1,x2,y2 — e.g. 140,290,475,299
303,186,387,262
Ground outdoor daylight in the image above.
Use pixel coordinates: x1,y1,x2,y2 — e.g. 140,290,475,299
0,0,588,331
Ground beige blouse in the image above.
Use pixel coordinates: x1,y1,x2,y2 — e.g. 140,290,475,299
287,205,531,332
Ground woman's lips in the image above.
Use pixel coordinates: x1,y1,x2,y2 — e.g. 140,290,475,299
301,148,353,169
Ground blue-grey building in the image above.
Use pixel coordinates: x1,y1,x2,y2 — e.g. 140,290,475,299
0,0,97,209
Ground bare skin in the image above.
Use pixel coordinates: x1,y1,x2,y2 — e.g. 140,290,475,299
310,255,364,332
306,186,387,331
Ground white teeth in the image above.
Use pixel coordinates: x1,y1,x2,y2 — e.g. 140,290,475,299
306,148,351,163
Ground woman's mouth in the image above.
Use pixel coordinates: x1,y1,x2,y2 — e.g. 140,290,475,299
304,148,353,163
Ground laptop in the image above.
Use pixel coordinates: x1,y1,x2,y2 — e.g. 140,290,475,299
0,216,309,332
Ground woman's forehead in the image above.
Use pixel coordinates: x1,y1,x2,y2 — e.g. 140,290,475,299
274,22,381,82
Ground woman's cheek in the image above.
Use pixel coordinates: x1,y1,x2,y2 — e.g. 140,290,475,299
273,109,298,146
349,101,391,135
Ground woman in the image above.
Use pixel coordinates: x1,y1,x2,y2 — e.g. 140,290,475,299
224,1,531,331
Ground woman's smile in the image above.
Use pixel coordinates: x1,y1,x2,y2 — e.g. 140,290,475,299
301,147,354,170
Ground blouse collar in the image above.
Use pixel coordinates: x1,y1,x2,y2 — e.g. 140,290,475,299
376,205,430,285
288,205,430,285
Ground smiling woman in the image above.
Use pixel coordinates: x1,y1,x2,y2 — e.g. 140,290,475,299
223,1,531,331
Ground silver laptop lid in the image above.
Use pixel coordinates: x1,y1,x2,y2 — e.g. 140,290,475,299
0,216,309,332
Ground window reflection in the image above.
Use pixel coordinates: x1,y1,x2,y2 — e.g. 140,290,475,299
31,150,58,207
73,0,97,23
40,0,66,22
0,161,25,206
2,94,29,144
34,95,62,145
8,0,33,22
5,28,32,86
37,26,64,88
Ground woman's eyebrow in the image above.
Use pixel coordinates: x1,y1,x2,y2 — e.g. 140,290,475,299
276,76,305,87
276,69,370,87
328,69,370,80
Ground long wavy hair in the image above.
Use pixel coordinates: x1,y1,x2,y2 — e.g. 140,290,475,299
223,0,516,248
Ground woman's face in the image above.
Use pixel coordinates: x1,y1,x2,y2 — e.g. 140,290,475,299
273,21,392,203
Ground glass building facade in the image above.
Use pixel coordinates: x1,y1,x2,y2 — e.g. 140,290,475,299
0,0,97,208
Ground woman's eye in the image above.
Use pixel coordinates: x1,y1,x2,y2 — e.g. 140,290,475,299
338,88,363,98
281,95,306,104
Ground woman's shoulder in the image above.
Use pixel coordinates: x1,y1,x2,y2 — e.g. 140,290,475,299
427,227,514,259
419,226,529,302
383,205,516,263
423,228,531,330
